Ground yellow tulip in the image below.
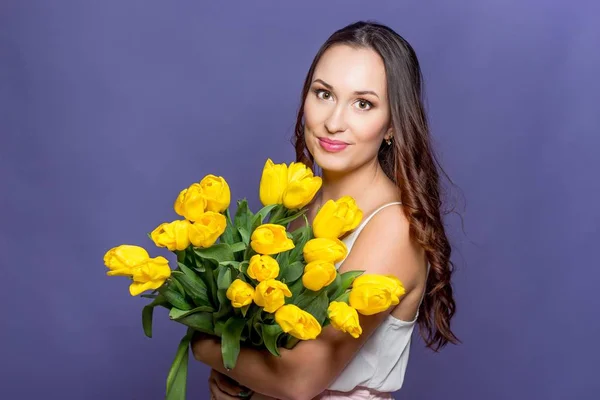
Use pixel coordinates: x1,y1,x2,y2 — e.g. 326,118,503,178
254,279,292,313
174,183,206,222
200,174,231,213
383,275,406,302
301,260,337,291
303,238,347,264
282,162,322,209
259,159,288,206
150,220,191,251
275,304,322,340
349,283,397,316
313,196,363,239
226,279,255,308
250,224,295,255
352,274,406,304
247,254,280,282
327,301,363,338
103,244,150,276
188,211,227,248
129,256,171,296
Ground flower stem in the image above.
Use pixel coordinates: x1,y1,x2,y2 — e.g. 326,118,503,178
269,205,288,226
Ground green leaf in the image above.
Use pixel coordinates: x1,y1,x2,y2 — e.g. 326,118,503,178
177,261,190,271
217,266,233,290
160,285,193,310
169,305,214,320
194,244,235,264
275,250,289,269
141,294,167,339
166,330,192,400
303,290,329,325
334,291,350,304
262,324,284,357
214,288,234,324
278,261,304,284
179,262,208,287
229,242,246,253
221,317,247,370
274,208,307,226
294,288,324,310
250,325,263,346
214,318,227,337
193,256,206,272
326,273,343,299
288,278,305,299
239,261,250,277
238,227,250,246
240,304,251,318
251,204,279,231
234,199,253,232
176,250,186,263
219,260,241,269
283,335,300,350
169,276,186,296
194,259,217,307
288,224,313,263
249,311,265,346
142,305,154,338
221,209,241,245
172,271,211,308
339,270,364,292
174,311,214,334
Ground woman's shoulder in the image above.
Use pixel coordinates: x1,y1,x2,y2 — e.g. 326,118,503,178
340,198,424,295
356,200,410,250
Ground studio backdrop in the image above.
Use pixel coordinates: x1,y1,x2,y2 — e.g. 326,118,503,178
1,1,598,399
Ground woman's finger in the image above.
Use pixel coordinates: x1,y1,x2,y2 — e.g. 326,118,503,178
212,370,248,397
208,377,241,400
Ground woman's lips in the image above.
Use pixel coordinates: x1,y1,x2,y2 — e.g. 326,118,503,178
318,137,349,152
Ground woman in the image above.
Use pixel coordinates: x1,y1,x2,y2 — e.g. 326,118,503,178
192,20,459,400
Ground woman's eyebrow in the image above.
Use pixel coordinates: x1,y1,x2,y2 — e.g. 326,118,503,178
312,78,379,98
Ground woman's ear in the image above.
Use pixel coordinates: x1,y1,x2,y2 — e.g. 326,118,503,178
385,127,394,141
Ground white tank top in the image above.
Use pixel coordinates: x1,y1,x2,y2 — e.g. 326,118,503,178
328,201,428,393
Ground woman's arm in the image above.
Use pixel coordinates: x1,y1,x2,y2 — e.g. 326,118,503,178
192,206,423,400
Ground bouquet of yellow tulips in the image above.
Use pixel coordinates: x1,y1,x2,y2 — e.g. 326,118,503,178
103,158,405,399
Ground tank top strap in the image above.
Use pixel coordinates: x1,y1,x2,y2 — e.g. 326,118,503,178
352,201,403,238
344,200,430,322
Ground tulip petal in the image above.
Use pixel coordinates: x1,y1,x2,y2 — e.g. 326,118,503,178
129,280,162,296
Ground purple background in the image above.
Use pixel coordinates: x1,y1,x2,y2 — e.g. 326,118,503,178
1,1,599,399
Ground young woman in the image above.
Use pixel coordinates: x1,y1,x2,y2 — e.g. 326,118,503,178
192,21,459,400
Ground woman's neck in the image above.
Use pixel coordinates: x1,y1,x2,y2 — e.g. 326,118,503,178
317,159,384,207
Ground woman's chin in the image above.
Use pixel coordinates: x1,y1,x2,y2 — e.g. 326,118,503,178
313,153,351,174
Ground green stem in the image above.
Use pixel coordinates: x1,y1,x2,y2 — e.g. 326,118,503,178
269,205,288,225
243,243,255,261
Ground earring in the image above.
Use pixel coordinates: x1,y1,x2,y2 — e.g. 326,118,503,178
385,137,392,146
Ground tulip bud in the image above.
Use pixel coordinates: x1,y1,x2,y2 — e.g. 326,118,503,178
313,196,362,239
275,304,322,340
200,174,231,213
282,162,322,209
259,159,288,206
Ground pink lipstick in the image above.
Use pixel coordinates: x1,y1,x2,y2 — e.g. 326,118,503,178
318,137,349,152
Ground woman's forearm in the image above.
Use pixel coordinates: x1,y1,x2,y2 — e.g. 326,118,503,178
192,335,319,400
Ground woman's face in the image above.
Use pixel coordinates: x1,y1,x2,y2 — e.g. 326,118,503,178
303,44,392,174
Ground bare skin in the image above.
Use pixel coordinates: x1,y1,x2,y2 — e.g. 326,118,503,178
197,44,428,400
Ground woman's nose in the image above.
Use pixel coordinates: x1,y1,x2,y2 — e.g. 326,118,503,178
324,105,347,134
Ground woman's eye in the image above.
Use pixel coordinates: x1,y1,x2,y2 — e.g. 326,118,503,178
315,89,333,101
354,99,373,110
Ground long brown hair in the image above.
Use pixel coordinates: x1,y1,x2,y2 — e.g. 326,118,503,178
292,21,459,351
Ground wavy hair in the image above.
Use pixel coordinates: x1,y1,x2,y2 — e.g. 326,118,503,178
292,21,459,351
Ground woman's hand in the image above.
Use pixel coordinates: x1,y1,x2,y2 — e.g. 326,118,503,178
208,369,254,399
